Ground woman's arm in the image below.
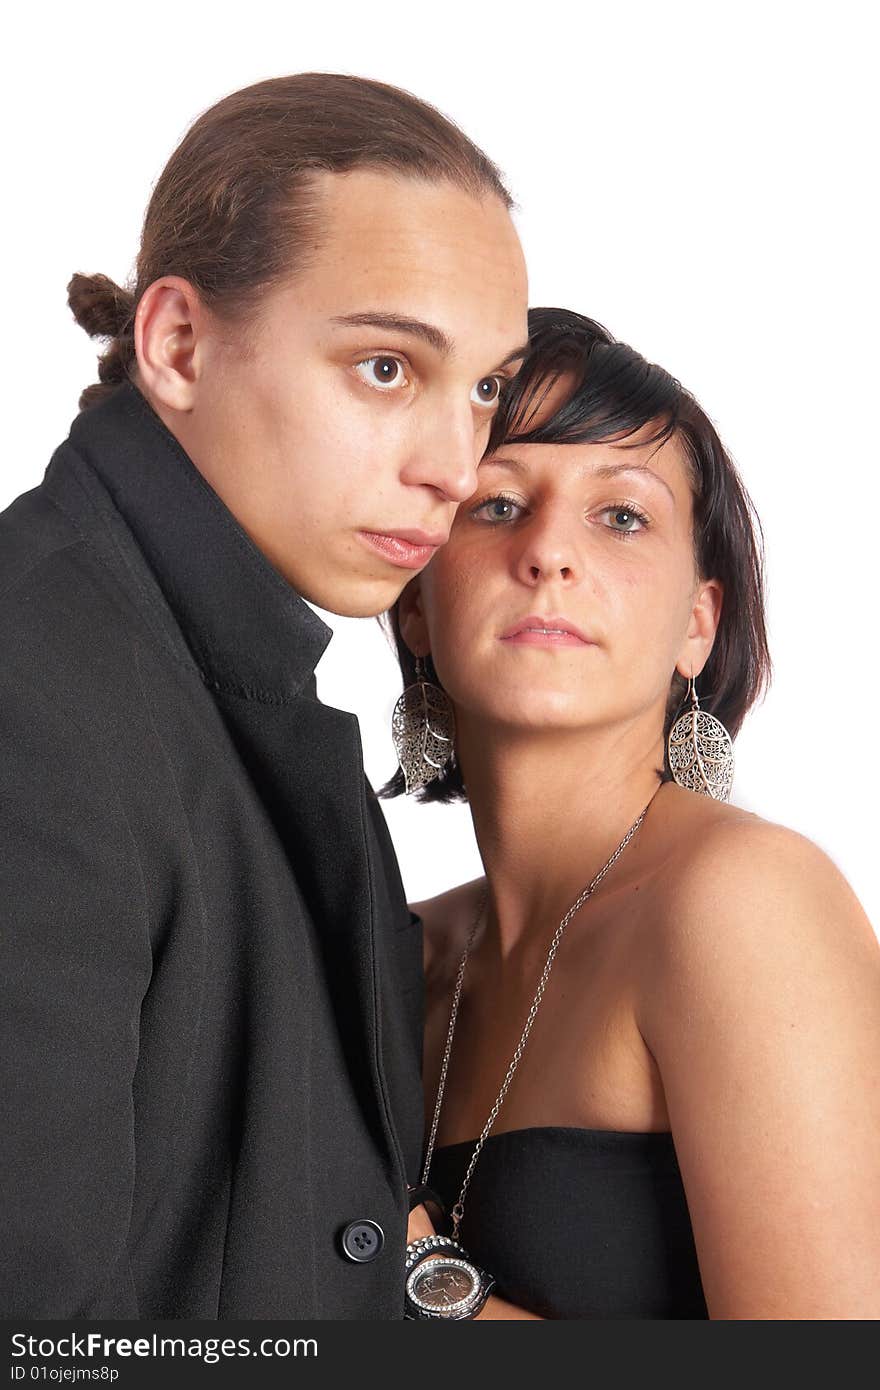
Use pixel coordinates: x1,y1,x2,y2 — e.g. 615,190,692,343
409,885,541,1318
638,819,880,1319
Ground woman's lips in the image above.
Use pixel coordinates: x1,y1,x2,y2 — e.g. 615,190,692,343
359,530,445,570
500,615,595,646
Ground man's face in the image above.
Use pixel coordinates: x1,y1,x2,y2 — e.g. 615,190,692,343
183,169,529,616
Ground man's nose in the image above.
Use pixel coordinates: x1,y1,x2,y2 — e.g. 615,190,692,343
399,409,482,503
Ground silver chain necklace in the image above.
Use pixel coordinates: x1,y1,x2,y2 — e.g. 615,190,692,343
421,795,655,1241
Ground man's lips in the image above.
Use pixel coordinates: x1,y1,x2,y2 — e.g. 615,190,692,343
359,528,448,570
499,614,596,646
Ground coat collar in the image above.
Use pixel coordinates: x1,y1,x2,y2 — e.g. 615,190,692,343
62,382,332,698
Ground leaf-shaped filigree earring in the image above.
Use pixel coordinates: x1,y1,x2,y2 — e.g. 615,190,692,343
667,672,734,802
391,657,456,794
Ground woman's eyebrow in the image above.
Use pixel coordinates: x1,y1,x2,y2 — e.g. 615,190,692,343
479,454,529,475
592,460,675,502
482,454,676,502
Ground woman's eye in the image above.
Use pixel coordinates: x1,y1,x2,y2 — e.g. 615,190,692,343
601,505,648,534
471,376,504,407
354,356,408,390
472,495,525,524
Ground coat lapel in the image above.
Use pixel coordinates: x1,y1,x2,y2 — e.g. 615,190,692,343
210,681,408,1186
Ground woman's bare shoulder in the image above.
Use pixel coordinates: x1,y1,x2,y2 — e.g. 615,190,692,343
634,788,880,1318
644,787,878,993
666,794,864,912
410,877,487,981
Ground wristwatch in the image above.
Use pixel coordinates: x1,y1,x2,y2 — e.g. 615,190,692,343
404,1236,495,1320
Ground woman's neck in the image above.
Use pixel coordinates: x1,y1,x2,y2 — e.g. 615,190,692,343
456,713,666,957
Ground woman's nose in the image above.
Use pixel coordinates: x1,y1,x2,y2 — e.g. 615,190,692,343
514,515,580,585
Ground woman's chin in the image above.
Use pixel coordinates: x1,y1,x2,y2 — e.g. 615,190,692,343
465,692,604,732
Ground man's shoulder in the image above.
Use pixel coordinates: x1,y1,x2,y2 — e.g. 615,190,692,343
0,478,86,607
0,469,156,676
0,476,175,757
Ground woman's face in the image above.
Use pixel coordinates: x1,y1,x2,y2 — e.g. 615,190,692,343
399,380,722,741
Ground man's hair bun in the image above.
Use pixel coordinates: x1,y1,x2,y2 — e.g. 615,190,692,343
67,272,137,410
67,272,135,340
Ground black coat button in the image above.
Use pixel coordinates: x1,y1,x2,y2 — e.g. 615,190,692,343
340,1219,385,1263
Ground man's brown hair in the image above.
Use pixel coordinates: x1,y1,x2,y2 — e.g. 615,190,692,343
68,73,512,411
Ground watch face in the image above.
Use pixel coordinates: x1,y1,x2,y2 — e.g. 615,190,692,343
408,1258,480,1315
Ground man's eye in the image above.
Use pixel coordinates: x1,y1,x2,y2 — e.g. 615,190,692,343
471,376,504,407
354,356,408,390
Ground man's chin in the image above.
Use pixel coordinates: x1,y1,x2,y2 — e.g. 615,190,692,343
301,573,412,622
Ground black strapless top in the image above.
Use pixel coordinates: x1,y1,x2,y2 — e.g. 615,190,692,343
428,1126,708,1319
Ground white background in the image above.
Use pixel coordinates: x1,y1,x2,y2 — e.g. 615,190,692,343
2,2,877,929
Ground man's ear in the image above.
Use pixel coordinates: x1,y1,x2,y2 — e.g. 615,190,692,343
134,276,205,413
674,577,724,680
396,578,430,657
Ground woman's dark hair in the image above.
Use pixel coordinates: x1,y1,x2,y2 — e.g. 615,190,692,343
381,306,771,802
67,73,512,412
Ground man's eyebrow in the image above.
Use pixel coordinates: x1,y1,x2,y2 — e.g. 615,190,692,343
330,312,530,372
329,313,453,356
497,341,531,369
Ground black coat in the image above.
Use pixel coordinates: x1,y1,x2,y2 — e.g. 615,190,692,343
0,383,424,1319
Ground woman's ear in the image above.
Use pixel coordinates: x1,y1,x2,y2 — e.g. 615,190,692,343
396,578,430,657
675,577,724,680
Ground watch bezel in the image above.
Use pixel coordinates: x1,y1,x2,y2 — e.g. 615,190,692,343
405,1255,484,1318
